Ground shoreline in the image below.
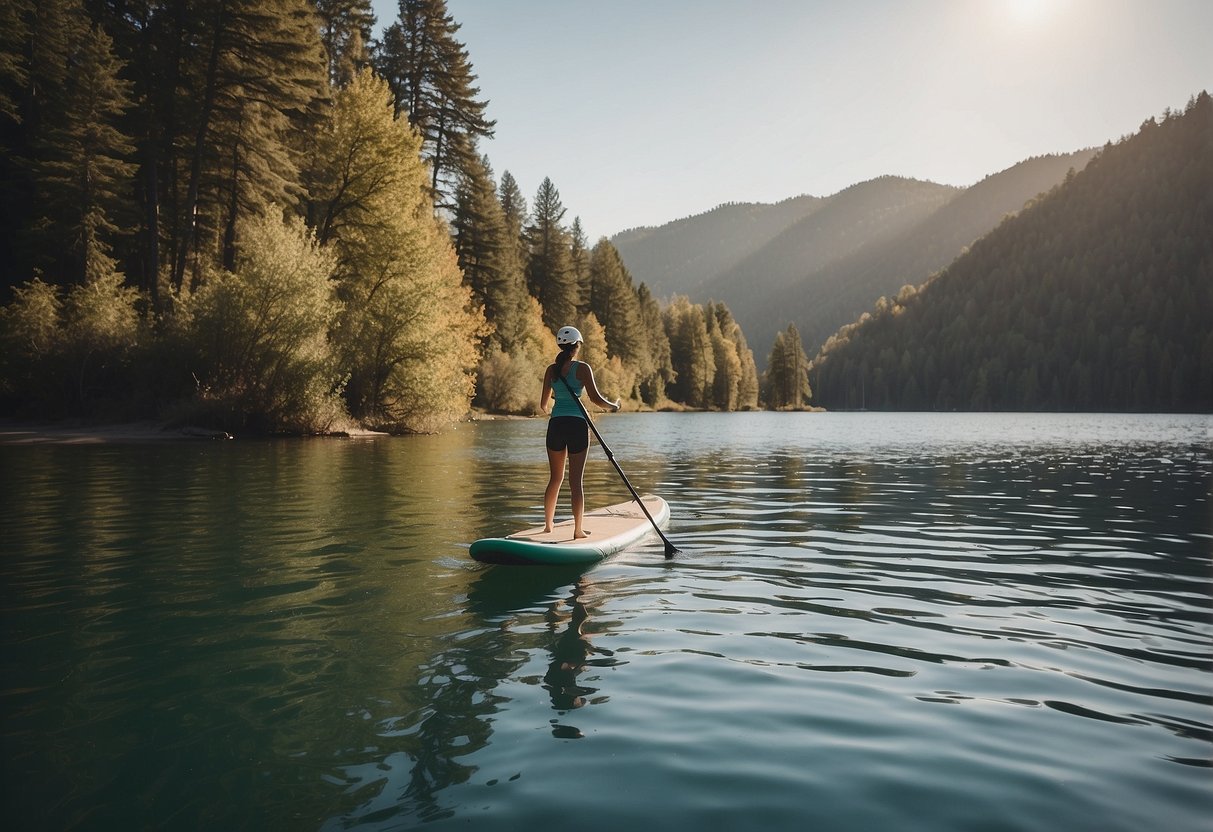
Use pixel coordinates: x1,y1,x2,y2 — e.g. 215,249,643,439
0,408,816,444
0,411,541,444
0,419,391,445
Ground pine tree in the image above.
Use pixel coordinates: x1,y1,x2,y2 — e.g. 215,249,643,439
498,170,527,239
766,323,810,408
453,153,506,321
451,153,543,393
27,3,136,285
664,295,714,407
707,301,755,410
171,0,328,291
716,303,761,409
636,283,673,405
374,0,494,210
309,68,484,432
0,0,31,293
498,169,529,275
569,218,591,315
315,0,375,87
83,0,168,302
588,238,648,387
709,311,740,410
0,0,27,125
469,163,547,408
526,177,578,330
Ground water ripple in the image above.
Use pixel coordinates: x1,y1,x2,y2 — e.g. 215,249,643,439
2,414,1211,831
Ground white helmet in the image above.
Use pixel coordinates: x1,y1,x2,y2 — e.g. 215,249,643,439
556,325,583,346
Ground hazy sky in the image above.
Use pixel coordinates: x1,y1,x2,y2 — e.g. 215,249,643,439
370,0,1212,240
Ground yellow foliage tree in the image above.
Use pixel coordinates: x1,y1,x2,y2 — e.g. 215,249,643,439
309,69,485,432
578,312,633,405
184,212,342,432
478,294,550,414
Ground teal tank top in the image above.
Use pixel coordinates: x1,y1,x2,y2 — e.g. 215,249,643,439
550,361,586,420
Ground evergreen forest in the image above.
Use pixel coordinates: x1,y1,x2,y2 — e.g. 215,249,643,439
0,0,762,433
809,92,1212,413
1,1,1205,430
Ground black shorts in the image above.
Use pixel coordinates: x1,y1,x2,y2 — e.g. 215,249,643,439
546,416,589,454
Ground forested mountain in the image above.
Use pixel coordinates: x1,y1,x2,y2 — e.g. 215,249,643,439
611,194,822,298
809,92,1212,413
615,152,1095,366
744,150,1097,361
699,176,958,359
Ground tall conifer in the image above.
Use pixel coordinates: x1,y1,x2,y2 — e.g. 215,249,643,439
27,3,136,285
0,0,27,125
374,0,494,210
588,239,648,376
636,283,673,405
664,295,714,408
316,0,376,86
453,154,505,321
569,218,591,315
766,323,811,408
526,177,577,330
170,0,328,290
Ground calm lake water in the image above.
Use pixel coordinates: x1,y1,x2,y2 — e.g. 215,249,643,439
1,413,1210,831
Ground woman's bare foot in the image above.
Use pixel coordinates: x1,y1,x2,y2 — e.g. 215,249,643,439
574,530,591,539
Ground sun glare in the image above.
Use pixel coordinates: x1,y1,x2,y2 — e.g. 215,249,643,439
1005,0,1053,25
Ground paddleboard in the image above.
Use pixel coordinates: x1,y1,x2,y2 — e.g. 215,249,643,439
470,495,670,565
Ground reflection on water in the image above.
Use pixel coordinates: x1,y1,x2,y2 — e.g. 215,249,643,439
1,414,1210,831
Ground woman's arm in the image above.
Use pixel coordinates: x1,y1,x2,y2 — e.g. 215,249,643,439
577,363,621,411
539,365,555,413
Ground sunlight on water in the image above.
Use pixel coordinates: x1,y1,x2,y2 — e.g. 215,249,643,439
1,414,1210,831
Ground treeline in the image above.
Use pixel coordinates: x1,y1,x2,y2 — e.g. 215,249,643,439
810,92,1213,413
0,0,763,432
454,161,762,413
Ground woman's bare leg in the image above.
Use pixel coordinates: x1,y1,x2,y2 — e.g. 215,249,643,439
568,449,588,538
544,448,566,532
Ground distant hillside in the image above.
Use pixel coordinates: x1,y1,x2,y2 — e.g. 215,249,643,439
611,194,822,298
614,152,1095,367
809,92,1213,412
698,176,959,358
745,149,1097,360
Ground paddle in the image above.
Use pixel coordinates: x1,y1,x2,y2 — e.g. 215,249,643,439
558,373,678,558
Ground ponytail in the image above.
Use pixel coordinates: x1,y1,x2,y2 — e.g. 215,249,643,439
554,344,576,374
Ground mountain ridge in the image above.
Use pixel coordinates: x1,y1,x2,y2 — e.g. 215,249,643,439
613,149,1097,364
807,92,1212,412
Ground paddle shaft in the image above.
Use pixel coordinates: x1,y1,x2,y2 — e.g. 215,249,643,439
557,372,677,558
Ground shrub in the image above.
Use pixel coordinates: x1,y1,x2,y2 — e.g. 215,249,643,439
181,212,345,433
0,271,143,417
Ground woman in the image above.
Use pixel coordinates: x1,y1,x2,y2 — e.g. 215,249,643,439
540,325,621,538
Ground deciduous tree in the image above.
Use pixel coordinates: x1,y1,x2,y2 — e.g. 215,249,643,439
183,211,340,432
309,69,483,432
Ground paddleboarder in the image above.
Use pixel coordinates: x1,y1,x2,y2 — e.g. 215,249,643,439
540,325,621,539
